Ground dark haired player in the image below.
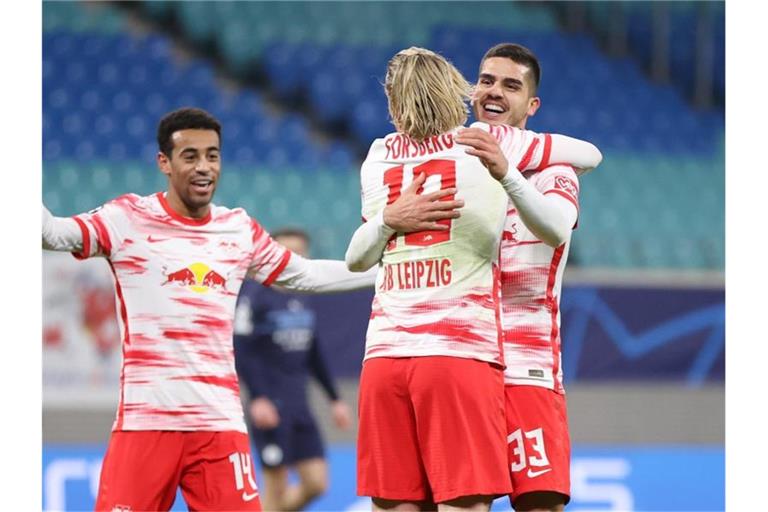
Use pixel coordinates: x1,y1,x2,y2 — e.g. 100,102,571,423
42,107,376,511
362,44,594,512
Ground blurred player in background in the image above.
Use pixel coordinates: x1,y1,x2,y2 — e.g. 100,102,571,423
369,43,593,512
345,47,600,512
41,107,376,512
234,228,353,511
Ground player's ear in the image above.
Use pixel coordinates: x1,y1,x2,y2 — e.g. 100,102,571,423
157,151,172,177
527,96,541,118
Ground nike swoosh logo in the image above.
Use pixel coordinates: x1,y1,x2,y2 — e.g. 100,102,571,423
526,468,553,478
242,491,259,502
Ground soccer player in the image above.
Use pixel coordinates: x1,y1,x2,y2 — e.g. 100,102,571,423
41,107,376,512
233,228,352,511
344,47,601,512
471,43,580,512
354,44,591,512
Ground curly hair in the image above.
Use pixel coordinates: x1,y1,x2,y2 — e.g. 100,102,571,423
157,107,222,158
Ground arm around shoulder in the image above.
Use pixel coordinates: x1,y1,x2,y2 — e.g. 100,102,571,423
547,134,603,174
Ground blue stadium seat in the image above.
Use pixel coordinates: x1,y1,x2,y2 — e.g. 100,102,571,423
42,2,723,267
43,139,63,162
322,142,357,172
262,43,302,98
309,71,347,124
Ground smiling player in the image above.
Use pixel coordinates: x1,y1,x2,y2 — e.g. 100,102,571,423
41,107,376,512
353,43,597,512
344,47,600,512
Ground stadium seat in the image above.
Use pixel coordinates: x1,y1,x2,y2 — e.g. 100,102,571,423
43,1,723,267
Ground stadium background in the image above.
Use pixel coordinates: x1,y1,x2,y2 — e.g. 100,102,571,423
41,1,724,511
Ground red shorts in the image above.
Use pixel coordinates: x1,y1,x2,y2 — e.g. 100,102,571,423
95,430,261,511
357,356,512,503
505,386,571,504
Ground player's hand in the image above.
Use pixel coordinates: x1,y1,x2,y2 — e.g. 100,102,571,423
382,172,464,233
331,400,352,430
250,397,280,429
456,127,510,181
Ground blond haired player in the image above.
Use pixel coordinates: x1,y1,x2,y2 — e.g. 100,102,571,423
41,107,376,512
355,43,598,512
345,47,601,512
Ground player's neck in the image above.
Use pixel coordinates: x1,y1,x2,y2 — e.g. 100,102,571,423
164,191,210,220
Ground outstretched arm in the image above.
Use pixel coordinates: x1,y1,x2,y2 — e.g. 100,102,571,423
42,204,85,252
248,218,377,292
344,173,464,271
270,253,378,293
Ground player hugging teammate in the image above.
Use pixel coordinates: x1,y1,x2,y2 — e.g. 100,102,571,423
41,40,600,512
347,46,601,512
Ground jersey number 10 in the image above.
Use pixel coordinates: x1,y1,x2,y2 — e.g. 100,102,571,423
383,159,457,249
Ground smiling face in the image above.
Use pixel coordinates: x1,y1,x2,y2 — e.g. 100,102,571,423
472,56,541,129
157,128,221,218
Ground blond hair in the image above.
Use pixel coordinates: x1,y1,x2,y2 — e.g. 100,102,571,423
385,47,472,142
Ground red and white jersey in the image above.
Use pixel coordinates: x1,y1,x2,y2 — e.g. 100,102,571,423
72,192,291,432
499,165,579,393
361,122,551,366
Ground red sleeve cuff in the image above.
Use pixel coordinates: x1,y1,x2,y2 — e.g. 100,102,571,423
71,216,91,260
90,215,113,256
263,250,292,287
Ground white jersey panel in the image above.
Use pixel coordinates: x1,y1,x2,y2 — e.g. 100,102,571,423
499,165,580,393
72,192,289,432
360,124,544,366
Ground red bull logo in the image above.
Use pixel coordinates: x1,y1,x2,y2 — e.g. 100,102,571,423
502,223,518,243
164,262,227,293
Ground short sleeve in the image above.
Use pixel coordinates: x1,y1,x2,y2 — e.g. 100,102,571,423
247,219,292,286
71,196,130,260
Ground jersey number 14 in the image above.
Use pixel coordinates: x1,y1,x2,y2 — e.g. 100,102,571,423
383,159,456,249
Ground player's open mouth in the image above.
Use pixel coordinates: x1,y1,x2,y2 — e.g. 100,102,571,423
482,103,506,117
191,179,213,193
